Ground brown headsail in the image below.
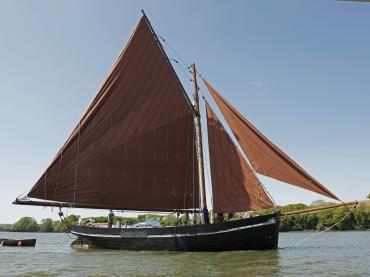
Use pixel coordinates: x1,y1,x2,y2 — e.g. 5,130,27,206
26,15,199,211
205,102,275,212
203,79,339,201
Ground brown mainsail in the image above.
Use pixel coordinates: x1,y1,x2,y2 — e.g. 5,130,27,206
203,79,339,201
26,16,199,211
205,102,275,212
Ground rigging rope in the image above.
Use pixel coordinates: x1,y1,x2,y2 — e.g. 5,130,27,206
203,125,214,210
286,209,353,248
154,31,278,214
58,208,76,239
73,122,81,207
183,111,192,210
53,147,64,200
44,169,48,204
192,122,196,215
155,33,190,70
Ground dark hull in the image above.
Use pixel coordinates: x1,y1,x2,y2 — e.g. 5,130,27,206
71,213,279,251
0,238,36,247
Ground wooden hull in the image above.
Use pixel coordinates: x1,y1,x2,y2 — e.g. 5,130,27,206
0,238,36,247
71,213,279,251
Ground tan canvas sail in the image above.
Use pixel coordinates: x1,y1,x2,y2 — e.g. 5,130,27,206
203,79,339,201
26,15,199,211
206,102,275,212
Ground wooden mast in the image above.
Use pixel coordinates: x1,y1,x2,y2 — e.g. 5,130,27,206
192,63,207,222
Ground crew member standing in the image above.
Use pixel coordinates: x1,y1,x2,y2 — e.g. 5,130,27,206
108,209,114,228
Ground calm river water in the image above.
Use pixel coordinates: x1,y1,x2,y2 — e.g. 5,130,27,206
0,231,369,276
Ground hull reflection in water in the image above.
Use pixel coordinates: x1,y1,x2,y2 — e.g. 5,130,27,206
70,213,279,251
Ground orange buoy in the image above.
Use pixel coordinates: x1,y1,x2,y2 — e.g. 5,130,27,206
17,240,23,247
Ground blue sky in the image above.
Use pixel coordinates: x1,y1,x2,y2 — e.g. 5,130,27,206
0,0,369,223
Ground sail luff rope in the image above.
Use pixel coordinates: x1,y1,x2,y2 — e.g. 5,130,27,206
153,29,198,93
204,137,214,211
53,146,64,200
44,169,48,204
262,182,277,207
73,122,81,207
154,32,190,71
201,100,214,211
192,123,196,215
183,111,192,210
233,121,278,207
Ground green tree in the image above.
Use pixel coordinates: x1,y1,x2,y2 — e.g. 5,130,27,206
0,224,12,231
118,216,140,225
332,207,354,230
39,218,54,232
137,214,162,222
89,216,107,223
278,216,292,232
367,193,370,199
280,203,308,213
353,205,369,230
316,210,333,231
310,200,333,207
52,220,62,232
52,214,80,232
12,217,39,232
66,215,80,224
160,214,177,226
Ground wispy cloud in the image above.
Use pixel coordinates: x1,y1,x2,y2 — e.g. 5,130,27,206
252,81,263,87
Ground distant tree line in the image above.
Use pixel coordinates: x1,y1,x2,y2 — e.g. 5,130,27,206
8,215,80,232
2,198,369,232
0,224,12,231
3,213,183,232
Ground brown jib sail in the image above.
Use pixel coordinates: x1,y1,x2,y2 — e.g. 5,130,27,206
205,102,275,212
203,79,339,201
26,15,199,211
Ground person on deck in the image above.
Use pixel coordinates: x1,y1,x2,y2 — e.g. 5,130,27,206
215,213,224,224
228,212,234,221
108,209,114,228
185,212,189,226
203,208,210,224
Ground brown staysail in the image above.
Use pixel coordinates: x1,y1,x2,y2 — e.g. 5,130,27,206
203,79,339,201
26,15,199,211
205,102,275,212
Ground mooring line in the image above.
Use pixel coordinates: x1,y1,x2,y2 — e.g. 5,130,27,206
286,210,352,248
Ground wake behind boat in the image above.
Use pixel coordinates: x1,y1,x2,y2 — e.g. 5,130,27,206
13,10,356,251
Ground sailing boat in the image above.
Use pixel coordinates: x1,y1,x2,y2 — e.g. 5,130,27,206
14,12,355,251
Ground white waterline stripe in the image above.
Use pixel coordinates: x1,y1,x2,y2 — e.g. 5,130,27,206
149,221,275,238
71,220,276,239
